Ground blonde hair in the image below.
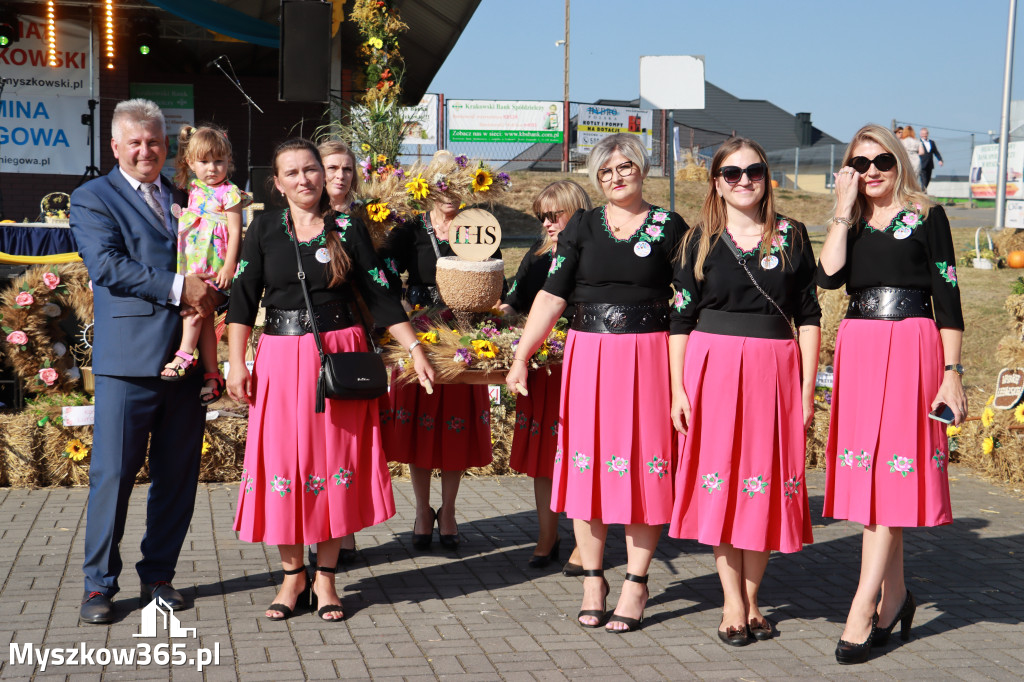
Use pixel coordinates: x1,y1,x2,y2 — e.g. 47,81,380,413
317,139,361,206
586,133,650,191
173,124,234,188
838,123,932,227
681,137,794,280
531,180,593,255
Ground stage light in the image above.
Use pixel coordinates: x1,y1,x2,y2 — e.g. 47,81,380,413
134,16,159,57
0,10,19,47
104,0,114,69
47,1,56,66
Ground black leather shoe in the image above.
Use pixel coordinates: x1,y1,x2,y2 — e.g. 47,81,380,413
748,616,774,641
873,591,916,646
528,538,560,569
412,507,436,550
718,621,752,647
140,581,185,611
562,560,585,577
835,614,878,665
437,505,460,550
80,591,115,624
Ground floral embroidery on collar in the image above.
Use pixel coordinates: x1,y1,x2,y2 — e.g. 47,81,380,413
282,209,326,246
726,216,792,257
671,288,691,312
936,261,958,287
864,204,924,234
601,205,668,243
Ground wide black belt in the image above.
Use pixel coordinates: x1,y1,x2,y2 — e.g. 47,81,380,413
406,284,441,307
571,302,670,334
263,300,356,335
695,309,794,340
846,287,932,321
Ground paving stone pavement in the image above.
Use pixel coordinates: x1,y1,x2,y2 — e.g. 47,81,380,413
0,465,1022,681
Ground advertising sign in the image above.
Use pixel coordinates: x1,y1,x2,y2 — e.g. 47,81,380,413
447,100,563,144
129,83,195,178
969,142,1024,199
576,104,653,154
0,15,98,175
402,94,437,146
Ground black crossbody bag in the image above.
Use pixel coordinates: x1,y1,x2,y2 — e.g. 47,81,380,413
288,223,388,412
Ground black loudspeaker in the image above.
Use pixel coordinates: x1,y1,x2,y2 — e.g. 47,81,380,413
249,166,276,205
279,0,332,102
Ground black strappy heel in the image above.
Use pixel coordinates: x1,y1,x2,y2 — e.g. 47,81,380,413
310,565,345,621
605,573,649,633
577,569,609,628
265,565,308,621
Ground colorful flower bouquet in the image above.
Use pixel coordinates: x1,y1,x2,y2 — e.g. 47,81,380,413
381,306,567,385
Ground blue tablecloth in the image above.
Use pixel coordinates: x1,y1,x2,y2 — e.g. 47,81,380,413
0,224,78,256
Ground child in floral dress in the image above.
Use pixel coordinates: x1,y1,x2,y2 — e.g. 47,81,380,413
161,125,251,404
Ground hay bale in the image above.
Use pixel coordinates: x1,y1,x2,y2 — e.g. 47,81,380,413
0,411,44,487
805,402,832,469
200,417,247,482
40,424,91,486
817,287,849,367
994,229,1024,256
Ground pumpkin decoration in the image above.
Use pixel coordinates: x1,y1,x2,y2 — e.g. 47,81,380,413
1008,250,1024,269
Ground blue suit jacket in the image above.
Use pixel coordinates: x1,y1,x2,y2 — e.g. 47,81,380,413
71,167,187,377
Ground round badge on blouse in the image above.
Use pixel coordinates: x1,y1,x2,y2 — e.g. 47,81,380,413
893,226,912,240
170,203,181,219
315,247,331,263
634,241,652,258
760,255,779,270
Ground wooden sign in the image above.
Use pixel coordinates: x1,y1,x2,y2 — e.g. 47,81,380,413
993,368,1024,410
449,208,501,261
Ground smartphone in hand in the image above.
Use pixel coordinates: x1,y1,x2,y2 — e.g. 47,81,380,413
928,403,955,424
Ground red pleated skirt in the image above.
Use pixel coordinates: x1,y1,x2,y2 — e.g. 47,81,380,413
550,330,675,525
234,328,396,545
509,365,562,478
668,331,813,553
380,373,492,471
824,318,952,527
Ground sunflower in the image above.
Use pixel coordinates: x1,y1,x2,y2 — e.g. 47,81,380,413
417,331,439,344
376,153,388,165
982,436,994,455
368,37,383,49
946,424,961,437
471,339,497,358
472,168,493,192
202,439,211,456
986,394,995,406
361,143,371,152
981,406,995,427
405,175,430,201
366,202,391,222
64,439,89,461
1015,403,1024,424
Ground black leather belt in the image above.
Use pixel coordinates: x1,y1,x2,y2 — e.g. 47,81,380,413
846,287,932,321
695,309,794,340
571,302,670,334
263,301,356,335
406,284,441,307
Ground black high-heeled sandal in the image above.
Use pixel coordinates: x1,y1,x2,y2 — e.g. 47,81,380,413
411,507,436,550
310,565,345,621
265,565,308,621
873,591,916,646
835,613,878,665
528,538,560,569
577,569,609,628
437,505,460,550
605,573,649,633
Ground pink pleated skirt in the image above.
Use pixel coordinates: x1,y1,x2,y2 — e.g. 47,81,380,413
550,330,674,525
824,318,952,527
234,327,396,546
509,366,562,478
668,331,813,553
380,374,492,471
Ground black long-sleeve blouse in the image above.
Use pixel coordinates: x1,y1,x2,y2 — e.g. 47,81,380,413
505,238,576,319
225,209,407,328
670,217,821,335
814,205,964,330
541,206,688,309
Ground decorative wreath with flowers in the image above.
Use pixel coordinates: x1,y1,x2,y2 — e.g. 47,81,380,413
351,0,408,105
0,263,93,395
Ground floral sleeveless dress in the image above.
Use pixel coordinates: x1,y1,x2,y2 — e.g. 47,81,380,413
177,178,251,278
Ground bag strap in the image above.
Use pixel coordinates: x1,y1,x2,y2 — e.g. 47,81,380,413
287,211,327,362
719,231,797,340
424,210,443,260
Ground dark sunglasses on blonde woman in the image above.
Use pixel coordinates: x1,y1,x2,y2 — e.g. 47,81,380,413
537,209,565,223
717,163,767,184
849,153,897,174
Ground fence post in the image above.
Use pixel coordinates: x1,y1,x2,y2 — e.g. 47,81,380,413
829,144,835,194
794,146,800,191
668,111,675,213
438,93,446,151
563,100,569,173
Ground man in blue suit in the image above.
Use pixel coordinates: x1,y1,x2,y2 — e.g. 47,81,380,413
71,99,221,624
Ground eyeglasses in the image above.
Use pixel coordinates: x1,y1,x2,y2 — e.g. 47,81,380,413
536,209,565,223
596,161,636,183
849,153,897,174
716,163,767,185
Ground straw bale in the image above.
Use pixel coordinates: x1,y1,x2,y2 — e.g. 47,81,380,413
0,411,44,487
199,417,247,482
40,424,91,486
805,402,832,469
994,228,1024,256
817,287,849,367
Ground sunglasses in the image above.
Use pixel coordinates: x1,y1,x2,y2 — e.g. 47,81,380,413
596,161,636,183
717,163,767,184
849,153,897,174
536,209,565,223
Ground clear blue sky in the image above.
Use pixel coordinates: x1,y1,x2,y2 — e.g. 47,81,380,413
429,0,1024,175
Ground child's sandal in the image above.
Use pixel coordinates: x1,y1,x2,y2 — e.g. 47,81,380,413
161,351,195,382
200,373,225,406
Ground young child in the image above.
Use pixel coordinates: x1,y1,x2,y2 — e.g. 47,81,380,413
161,124,251,404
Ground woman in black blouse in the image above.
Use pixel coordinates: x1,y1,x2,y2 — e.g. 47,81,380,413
226,139,433,621
667,138,820,646
507,134,688,632
500,180,592,571
378,180,495,550
818,124,966,664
